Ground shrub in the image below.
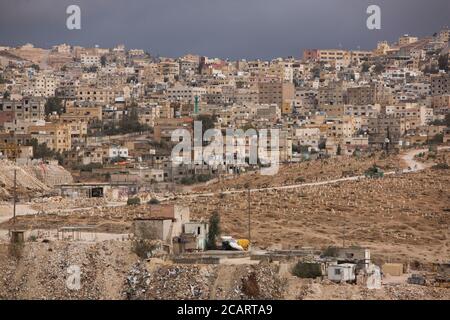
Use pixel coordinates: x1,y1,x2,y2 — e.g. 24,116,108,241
180,177,195,185
127,197,141,206
196,174,212,183
206,211,220,250
148,198,160,205
180,174,212,185
292,262,322,279
131,239,158,259
432,163,449,170
322,246,339,257
242,272,260,297
72,163,103,172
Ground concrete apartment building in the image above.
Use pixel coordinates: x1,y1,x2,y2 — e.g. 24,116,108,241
28,122,72,152
303,49,371,67
154,117,193,144
255,104,281,122
431,74,450,96
62,104,103,123
431,95,450,115
0,97,46,123
80,54,101,67
107,145,129,159
159,61,180,81
398,34,418,46
293,127,321,150
374,41,391,56
295,89,318,110
167,85,207,103
137,105,160,127
385,105,433,130
325,117,356,139
318,81,344,107
65,120,88,141
0,111,14,129
258,81,295,108
76,85,126,104
341,136,369,155
31,73,58,97
321,104,345,118
267,61,294,83
347,86,376,105
344,104,381,117
234,88,260,105
368,116,407,146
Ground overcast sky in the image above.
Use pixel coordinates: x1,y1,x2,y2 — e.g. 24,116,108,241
0,0,449,59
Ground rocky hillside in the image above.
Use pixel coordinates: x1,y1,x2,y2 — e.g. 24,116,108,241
0,160,73,200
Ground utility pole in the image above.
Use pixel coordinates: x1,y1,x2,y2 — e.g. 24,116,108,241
247,185,251,245
13,169,16,225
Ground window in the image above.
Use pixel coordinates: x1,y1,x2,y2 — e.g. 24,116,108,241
334,269,341,275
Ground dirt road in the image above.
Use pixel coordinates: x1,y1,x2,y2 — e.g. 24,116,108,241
175,147,450,199
0,203,37,224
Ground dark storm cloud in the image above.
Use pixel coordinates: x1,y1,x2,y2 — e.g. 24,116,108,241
0,0,449,59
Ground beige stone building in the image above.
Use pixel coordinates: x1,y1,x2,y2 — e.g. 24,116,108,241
318,81,344,107
368,116,407,146
28,122,72,152
62,105,103,123
431,74,450,96
347,86,376,105
258,81,294,108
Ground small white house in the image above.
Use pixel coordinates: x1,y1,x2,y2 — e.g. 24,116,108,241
108,146,129,159
183,221,209,251
328,263,356,283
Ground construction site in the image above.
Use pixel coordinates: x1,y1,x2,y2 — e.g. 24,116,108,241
0,148,448,300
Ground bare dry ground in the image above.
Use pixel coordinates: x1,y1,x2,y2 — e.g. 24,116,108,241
182,168,450,265
2,166,448,267
194,152,403,192
1,151,448,266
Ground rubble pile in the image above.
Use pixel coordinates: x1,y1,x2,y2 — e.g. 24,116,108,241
383,283,450,300
123,262,215,300
0,241,135,299
0,241,448,300
30,196,107,212
123,261,151,300
214,263,286,300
